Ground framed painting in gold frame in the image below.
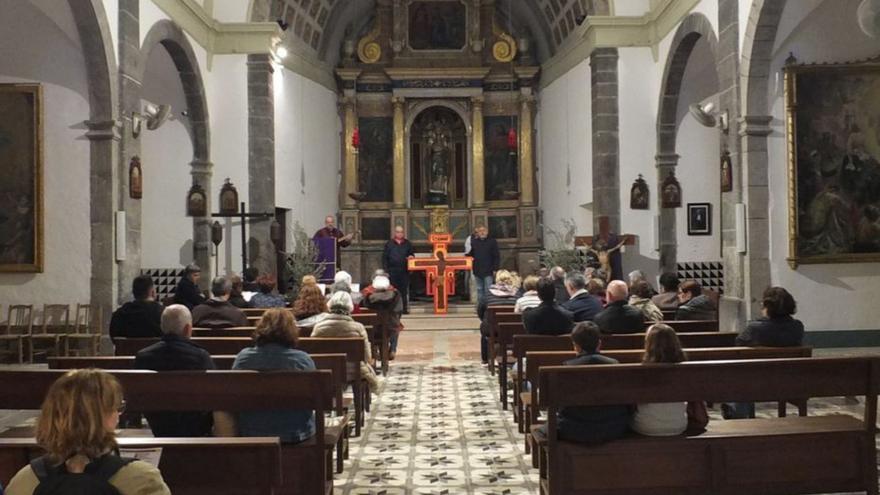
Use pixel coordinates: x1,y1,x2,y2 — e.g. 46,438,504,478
0,83,43,272
785,57,880,269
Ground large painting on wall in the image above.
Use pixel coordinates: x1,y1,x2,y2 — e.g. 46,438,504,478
785,59,880,268
408,0,467,50
484,116,519,201
358,117,393,202
0,84,43,272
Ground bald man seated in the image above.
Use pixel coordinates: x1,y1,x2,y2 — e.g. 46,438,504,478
593,280,645,334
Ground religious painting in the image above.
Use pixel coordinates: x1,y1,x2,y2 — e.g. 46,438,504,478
361,217,391,241
186,183,207,217
0,84,43,272
661,171,682,208
720,151,733,193
484,116,519,201
488,215,518,239
128,156,142,200
411,107,467,208
630,174,649,210
687,203,712,236
357,117,393,202
785,60,880,267
408,0,467,50
219,178,239,215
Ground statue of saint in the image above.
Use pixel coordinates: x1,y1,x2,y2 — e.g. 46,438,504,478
426,119,450,196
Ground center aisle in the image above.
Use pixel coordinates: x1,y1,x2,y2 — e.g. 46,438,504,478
334,351,540,494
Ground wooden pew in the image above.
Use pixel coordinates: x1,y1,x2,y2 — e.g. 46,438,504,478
485,307,519,375
495,321,526,410
647,319,719,333
536,357,878,495
48,353,353,474
602,331,737,350
193,327,254,337
0,369,335,495
0,437,281,495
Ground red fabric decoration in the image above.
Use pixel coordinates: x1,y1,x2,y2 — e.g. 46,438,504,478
507,127,518,151
352,127,360,150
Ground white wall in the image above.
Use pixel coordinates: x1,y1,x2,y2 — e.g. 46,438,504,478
140,43,195,269
273,67,341,240
0,1,92,306
765,0,880,331
537,57,593,245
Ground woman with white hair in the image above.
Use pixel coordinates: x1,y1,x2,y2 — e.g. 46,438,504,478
312,291,381,392
327,270,362,307
362,274,403,360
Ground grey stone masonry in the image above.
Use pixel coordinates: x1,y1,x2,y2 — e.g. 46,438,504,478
247,54,277,277
590,48,621,235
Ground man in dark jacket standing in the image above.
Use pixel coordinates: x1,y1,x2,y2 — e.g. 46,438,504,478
523,278,574,335
135,304,216,437
174,263,206,309
561,272,602,322
382,226,415,313
594,280,645,334
550,266,570,304
466,226,500,302
192,277,250,328
110,275,163,340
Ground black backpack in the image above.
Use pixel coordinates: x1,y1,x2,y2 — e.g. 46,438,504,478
30,454,134,495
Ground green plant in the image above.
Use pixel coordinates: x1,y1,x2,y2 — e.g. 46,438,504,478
282,222,324,299
539,218,588,272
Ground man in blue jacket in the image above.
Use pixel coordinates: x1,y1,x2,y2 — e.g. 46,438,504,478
466,226,500,303
561,272,603,322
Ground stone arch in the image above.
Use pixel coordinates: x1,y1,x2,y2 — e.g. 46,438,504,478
66,0,119,336
654,12,721,273
138,19,213,279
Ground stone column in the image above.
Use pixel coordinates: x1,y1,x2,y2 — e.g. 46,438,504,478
655,153,679,273
247,54,276,277
519,94,536,206
190,159,213,280
392,96,406,207
341,96,358,208
117,0,142,303
740,115,773,317
590,48,621,234
471,96,485,207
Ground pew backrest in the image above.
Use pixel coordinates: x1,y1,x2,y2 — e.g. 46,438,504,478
601,331,737,350
645,320,719,333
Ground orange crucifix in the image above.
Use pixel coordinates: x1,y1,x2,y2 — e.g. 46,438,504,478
407,233,473,314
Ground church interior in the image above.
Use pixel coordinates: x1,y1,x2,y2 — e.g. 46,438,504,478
1,0,880,493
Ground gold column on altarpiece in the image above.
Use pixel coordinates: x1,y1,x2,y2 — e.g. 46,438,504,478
341,96,358,208
471,96,485,207
392,96,406,207
519,95,536,206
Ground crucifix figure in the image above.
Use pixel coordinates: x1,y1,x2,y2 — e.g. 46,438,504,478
408,233,472,314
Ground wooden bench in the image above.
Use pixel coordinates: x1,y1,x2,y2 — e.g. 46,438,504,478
193,327,254,338
0,437,281,495
485,307,519,375
48,353,353,474
647,319,719,333
535,357,878,495
0,369,336,495
495,321,526,410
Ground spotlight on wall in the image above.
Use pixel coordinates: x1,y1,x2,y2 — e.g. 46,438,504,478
181,110,189,118
276,19,290,31
131,103,172,138
689,102,729,133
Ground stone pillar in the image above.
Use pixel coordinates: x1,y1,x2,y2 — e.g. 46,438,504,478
117,0,142,304
471,96,485,207
590,48,621,234
519,94,536,206
740,115,773,317
655,153,679,273
246,54,276,277
190,159,213,280
341,96,358,208
392,96,406,207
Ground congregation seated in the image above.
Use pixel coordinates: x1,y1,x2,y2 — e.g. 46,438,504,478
628,281,663,322
5,369,170,495
561,272,602,322
514,275,541,314
330,270,362,307
736,286,804,347
631,324,688,436
293,284,329,330
477,270,520,363
361,274,403,360
652,272,680,310
227,273,251,309
538,322,631,444
173,263,206,310
627,270,657,297
522,277,574,335
232,308,316,443
586,276,607,307
312,291,382,392
134,304,216,437
192,277,250,328
109,274,163,339
550,266,570,304
594,280,645,334
675,280,717,321
250,275,287,308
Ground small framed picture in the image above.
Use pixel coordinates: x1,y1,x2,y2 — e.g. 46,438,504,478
687,203,711,236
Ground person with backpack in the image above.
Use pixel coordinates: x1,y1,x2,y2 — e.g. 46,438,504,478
5,369,170,495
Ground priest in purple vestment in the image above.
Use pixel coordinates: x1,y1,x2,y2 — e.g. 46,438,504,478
314,215,353,269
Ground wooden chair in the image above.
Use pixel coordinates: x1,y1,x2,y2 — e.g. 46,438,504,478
28,304,71,362
0,305,33,364
64,303,101,356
